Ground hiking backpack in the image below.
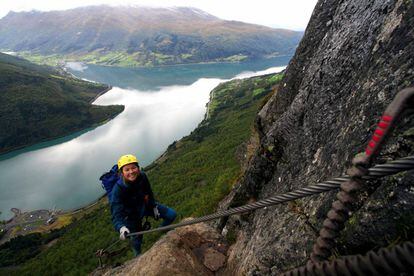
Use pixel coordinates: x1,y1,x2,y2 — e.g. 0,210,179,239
99,164,119,203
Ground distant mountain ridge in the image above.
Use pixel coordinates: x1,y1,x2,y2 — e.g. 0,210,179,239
0,6,303,66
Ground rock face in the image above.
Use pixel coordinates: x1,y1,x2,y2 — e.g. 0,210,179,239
219,0,414,274
98,222,228,276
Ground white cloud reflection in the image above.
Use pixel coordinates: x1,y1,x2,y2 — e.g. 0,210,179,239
0,67,284,219
0,78,220,218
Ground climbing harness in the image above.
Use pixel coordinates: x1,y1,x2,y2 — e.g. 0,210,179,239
96,87,414,273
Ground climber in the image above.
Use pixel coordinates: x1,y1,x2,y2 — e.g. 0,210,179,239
110,154,177,256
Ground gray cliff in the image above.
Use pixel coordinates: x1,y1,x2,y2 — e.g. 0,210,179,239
219,0,414,274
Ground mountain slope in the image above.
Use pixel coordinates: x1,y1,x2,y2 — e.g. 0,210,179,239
0,72,282,275
0,53,124,154
219,0,414,274
0,6,302,66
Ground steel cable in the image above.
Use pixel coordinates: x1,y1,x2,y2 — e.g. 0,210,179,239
124,156,414,237
96,155,414,265
309,87,414,264
283,240,414,276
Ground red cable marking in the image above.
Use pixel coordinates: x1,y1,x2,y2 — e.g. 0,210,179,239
366,115,394,156
372,135,381,142
375,129,384,138
378,121,389,129
382,115,393,122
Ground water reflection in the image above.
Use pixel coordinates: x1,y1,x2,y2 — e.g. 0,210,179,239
0,79,220,219
0,64,286,219
66,56,292,90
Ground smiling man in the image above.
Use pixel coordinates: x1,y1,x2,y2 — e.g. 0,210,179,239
110,154,177,256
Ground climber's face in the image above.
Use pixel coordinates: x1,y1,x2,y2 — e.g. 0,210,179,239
121,163,140,182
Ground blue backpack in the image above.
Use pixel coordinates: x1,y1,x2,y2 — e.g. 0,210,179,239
99,164,119,203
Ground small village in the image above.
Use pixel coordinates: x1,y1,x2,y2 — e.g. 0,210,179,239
0,208,59,245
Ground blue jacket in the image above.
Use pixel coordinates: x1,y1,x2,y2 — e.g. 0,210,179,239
110,171,156,232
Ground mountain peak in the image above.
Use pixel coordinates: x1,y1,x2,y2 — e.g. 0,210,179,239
0,6,302,67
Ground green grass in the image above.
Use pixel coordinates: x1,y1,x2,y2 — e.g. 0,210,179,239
180,53,193,59
253,88,266,97
153,52,175,64
7,72,283,275
222,54,248,62
16,52,65,67
15,50,252,68
267,73,284,85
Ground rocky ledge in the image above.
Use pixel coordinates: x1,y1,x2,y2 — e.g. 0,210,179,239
93,222,228,276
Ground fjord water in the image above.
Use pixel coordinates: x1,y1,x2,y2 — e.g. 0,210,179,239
0,56,289,219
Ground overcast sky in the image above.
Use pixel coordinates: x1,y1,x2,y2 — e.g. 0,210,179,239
0,0,318,31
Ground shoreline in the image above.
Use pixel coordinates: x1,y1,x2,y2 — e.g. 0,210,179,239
35,53,293,70
0,85,118,159
83,54,292,69
89,85,112,104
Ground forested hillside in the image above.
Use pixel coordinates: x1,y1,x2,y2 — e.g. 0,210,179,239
0,72,283,275
0,53,124,154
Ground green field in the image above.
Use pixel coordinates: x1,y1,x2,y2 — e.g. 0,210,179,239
16,51,252,68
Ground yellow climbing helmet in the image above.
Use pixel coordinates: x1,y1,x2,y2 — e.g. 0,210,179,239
117,154,139,171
